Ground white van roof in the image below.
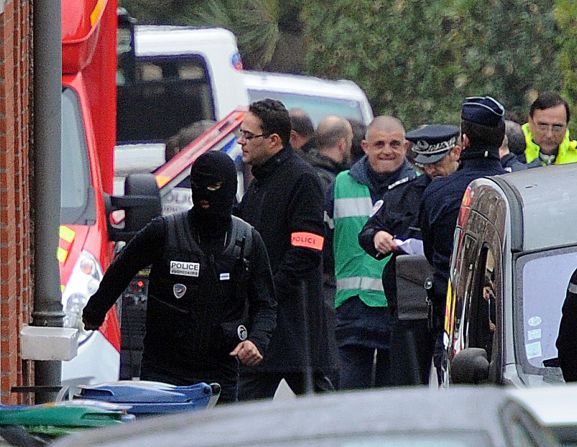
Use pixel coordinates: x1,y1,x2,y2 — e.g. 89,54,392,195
135,26,239,56
243,70,373,126
130,25,248,121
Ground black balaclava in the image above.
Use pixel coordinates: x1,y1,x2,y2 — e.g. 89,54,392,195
190,151,237,235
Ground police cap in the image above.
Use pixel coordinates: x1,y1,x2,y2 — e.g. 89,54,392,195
461,96,505,127
407,124,460,164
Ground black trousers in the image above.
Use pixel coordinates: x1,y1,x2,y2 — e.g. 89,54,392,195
389,317,434,386
238,370,334,401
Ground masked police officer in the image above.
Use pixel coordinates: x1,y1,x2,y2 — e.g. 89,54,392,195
83,151,277,403
359,124,461,385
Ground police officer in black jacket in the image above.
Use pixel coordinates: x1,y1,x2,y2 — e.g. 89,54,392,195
359,124,461,385
83,152,277,403
420,97,506,383
236,99,335,399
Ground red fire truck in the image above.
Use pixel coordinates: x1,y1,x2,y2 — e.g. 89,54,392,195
60,0,160,385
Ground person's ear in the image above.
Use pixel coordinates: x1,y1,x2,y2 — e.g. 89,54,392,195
361,139,369,154
452,145,462,160
461,134,470,149
269,133,282,147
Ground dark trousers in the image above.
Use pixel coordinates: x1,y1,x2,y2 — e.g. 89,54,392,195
337,345,390,389
238,370,334,401
389,318,434,386
140,364,238,405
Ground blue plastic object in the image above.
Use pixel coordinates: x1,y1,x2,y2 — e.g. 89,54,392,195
76,381,213,415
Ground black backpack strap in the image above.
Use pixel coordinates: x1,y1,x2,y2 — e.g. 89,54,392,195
226,216,253,262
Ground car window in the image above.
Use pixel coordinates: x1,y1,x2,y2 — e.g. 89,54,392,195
247,88,364,127
517,247,577,373
117,56,214,143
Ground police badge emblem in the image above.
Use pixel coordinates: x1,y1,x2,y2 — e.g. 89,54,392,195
173,283,187,299
237,325,248,341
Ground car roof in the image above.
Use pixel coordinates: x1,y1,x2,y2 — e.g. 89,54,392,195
509,384,577,427
486,163,577,251
243,70,367,101
52,386,531,447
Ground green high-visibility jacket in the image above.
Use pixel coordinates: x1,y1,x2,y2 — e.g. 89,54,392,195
332,171,389,309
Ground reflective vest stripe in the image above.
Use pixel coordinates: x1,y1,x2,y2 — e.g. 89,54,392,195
334,197,373,219
568,282,577,294
337,276,384,293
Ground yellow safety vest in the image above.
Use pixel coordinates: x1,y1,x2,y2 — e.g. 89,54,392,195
522,123,577,165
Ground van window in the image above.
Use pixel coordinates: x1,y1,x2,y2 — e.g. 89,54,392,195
517,247,577,372
117,56,214,144
469,247,497,359
247,89,365,126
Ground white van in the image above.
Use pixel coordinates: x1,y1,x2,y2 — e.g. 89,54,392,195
117,25,248,145
243,70,373,127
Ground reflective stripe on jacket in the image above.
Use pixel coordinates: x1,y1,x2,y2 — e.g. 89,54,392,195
333,171,389,309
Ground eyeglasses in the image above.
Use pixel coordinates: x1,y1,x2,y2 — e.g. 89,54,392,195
238,129,269,141
535,122,566,135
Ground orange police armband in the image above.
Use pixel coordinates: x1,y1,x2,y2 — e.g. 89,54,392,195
291,232,324,251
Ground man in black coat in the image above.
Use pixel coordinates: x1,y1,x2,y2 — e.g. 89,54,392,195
359,124,461,385
420,96,507,383
83,151,277,403
236,99,335,399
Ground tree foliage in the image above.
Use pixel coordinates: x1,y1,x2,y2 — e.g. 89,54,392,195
303,1,561,128
120,0,575,131
555,0,577,132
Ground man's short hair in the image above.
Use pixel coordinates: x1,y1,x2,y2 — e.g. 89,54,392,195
348,119,366,164
289,108,314,138
461,119,505,149
249,99,291,147
505,120,526,156
316,117,350,150
529,91,570,123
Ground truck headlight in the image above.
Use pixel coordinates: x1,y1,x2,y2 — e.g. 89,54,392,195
62,251,103,343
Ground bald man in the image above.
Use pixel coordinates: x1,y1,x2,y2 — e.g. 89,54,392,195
305,116,353,191
325,116,416,390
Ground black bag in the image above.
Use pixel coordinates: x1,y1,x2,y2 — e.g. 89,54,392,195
395,255,434,321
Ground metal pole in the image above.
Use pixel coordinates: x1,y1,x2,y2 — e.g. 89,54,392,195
32,0,64,403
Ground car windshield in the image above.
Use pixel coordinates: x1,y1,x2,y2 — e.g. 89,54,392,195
61,88,93,224
247,88,364,127
517,246,577,376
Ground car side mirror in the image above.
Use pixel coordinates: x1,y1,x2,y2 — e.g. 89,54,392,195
107,173,162,241
450,347,490,384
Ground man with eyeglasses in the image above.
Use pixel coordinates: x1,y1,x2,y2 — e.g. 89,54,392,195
522,91,577,167
236,99,336,399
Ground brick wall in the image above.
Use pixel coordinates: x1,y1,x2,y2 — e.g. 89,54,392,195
0,0,33,404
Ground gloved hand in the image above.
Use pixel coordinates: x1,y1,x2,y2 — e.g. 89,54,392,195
82,311,103,331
